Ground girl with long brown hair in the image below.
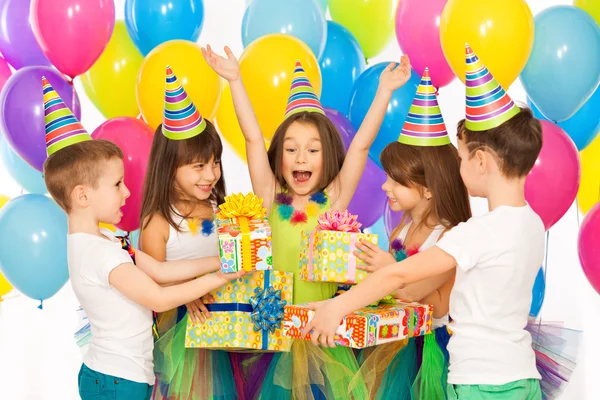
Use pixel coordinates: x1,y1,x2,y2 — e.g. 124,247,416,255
138,67,236,400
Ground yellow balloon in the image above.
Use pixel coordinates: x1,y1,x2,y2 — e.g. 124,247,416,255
578,134,600,214
575,0,600,26
99,222,117,232
214,83,270,163
137,40,222,129
80,21,144,119
0,272,12,298
0,194,9,209
440,0,534,88
239,34,321,141
329,0,396,59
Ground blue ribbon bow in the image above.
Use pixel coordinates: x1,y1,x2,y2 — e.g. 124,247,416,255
249,287,286,334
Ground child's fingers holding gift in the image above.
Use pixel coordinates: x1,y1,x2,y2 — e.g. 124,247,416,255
302,301,341,348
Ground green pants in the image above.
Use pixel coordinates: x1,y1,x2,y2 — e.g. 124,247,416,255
78,364,153,400
447,379,542,400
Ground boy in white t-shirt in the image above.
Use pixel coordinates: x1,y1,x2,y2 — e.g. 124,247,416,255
41,78,242,399
303,45,545,399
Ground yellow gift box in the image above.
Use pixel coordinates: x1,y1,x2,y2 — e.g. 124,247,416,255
185,270,293,351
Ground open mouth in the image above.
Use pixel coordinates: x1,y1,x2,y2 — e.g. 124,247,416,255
388,197,398,204
293,171,312,183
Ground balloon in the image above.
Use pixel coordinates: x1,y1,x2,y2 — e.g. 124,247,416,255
578,135,600,214
125,0,205,56
0,56,12,90
214,83,246,162
0,195,8,208
31,0,115,78
137,40,222,129
0,272,11,298
81,21,144,119
0,67,81,172
0,0,51,69
0,136,47,194
440,0,534,89
574,0,600,26
318,0,327,11
529,267,545,318
521,6,600,122
329,0,396,59
325,108,387,227
242,0,326,59
349,63,421,169
239,34,321,141
527,85,600,151
395,0,454,89
525,121,581,230
578,203,600,295
365,216,389,252
320,21,366,116
99,223,117,232
92,118,154,232
384,202,405,238
0,194,68,301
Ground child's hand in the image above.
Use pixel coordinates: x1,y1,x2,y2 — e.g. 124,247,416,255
201,44,240,82
379,54,411,93
215,269,245,283
301,300,343,348
354,239,396,272
186,298,210,323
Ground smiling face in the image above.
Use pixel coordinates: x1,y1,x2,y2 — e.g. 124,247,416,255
280,121,324,196
174,155,222,202
85,158,131,225
381,174,428,213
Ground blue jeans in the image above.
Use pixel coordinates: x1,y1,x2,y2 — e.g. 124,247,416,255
78,364,153,400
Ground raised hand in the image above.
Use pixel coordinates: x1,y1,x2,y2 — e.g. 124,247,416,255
379,54,412,92
201,44,240,82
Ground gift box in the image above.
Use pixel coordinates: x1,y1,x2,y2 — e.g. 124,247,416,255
185,270,293,351
299,210,378,284
283,300,433,349
217,193,272,273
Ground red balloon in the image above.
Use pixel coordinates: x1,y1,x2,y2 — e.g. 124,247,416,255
525,120,581,230
92,117,154,231
31,0,115,78
578,203,600,295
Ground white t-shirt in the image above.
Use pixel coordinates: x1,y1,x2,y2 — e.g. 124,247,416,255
436,205,544,385
68,229,154,384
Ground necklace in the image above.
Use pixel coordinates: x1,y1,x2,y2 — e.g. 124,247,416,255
390,238,419,262
274,190,328,225
186,216,215,236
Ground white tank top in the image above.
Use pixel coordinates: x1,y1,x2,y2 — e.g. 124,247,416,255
165,209,219,262
397,221,449,329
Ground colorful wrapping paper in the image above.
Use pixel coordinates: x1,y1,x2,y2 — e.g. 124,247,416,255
283,301,433,349
185,270,293,351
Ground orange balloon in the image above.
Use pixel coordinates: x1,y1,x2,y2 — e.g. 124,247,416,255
239,34,321,141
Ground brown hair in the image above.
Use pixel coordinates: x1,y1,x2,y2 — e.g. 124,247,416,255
140,120,226,231
457,107,543,178
381,142,471,232
267,111,345,192
43,140,123,213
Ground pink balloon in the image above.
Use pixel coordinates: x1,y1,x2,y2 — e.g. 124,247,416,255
0,57,12,91
31,0,115,78
525,120,581,230
395,0,454,89
92,117,154,232
578,203,600,295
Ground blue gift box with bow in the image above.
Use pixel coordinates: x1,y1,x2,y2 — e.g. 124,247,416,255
185,270,294,351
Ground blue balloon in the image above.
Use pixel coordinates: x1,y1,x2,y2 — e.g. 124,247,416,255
527,85,600,151
319,21,366,115
366,216,389,252
530,267,546,318
0,194,68,301
125,0,205,56
242,0,326,59
318,0,328,11
0,134,47,194
349,64,421,169
521,6,600,122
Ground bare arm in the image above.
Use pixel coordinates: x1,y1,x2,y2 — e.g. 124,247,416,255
109,263,243,313
329,55,412,210
393,269,455,303
134,250,220,285
202,45,276,211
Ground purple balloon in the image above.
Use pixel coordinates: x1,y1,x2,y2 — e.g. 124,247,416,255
383,201,405,237
0,0,52,69
0,66,81,171
325,107,386,227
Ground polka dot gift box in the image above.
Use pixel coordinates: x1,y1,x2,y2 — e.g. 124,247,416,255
185,270,293,351
283,300,433,349
217,193,273,273
299,210,378,284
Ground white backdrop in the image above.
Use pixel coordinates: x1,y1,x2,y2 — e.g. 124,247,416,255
0,0,597,398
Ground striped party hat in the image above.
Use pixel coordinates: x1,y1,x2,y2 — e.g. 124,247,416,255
465,44,519,131
43,77,91,156
162,66,206,140
284,60,325,119
398,68,451,147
